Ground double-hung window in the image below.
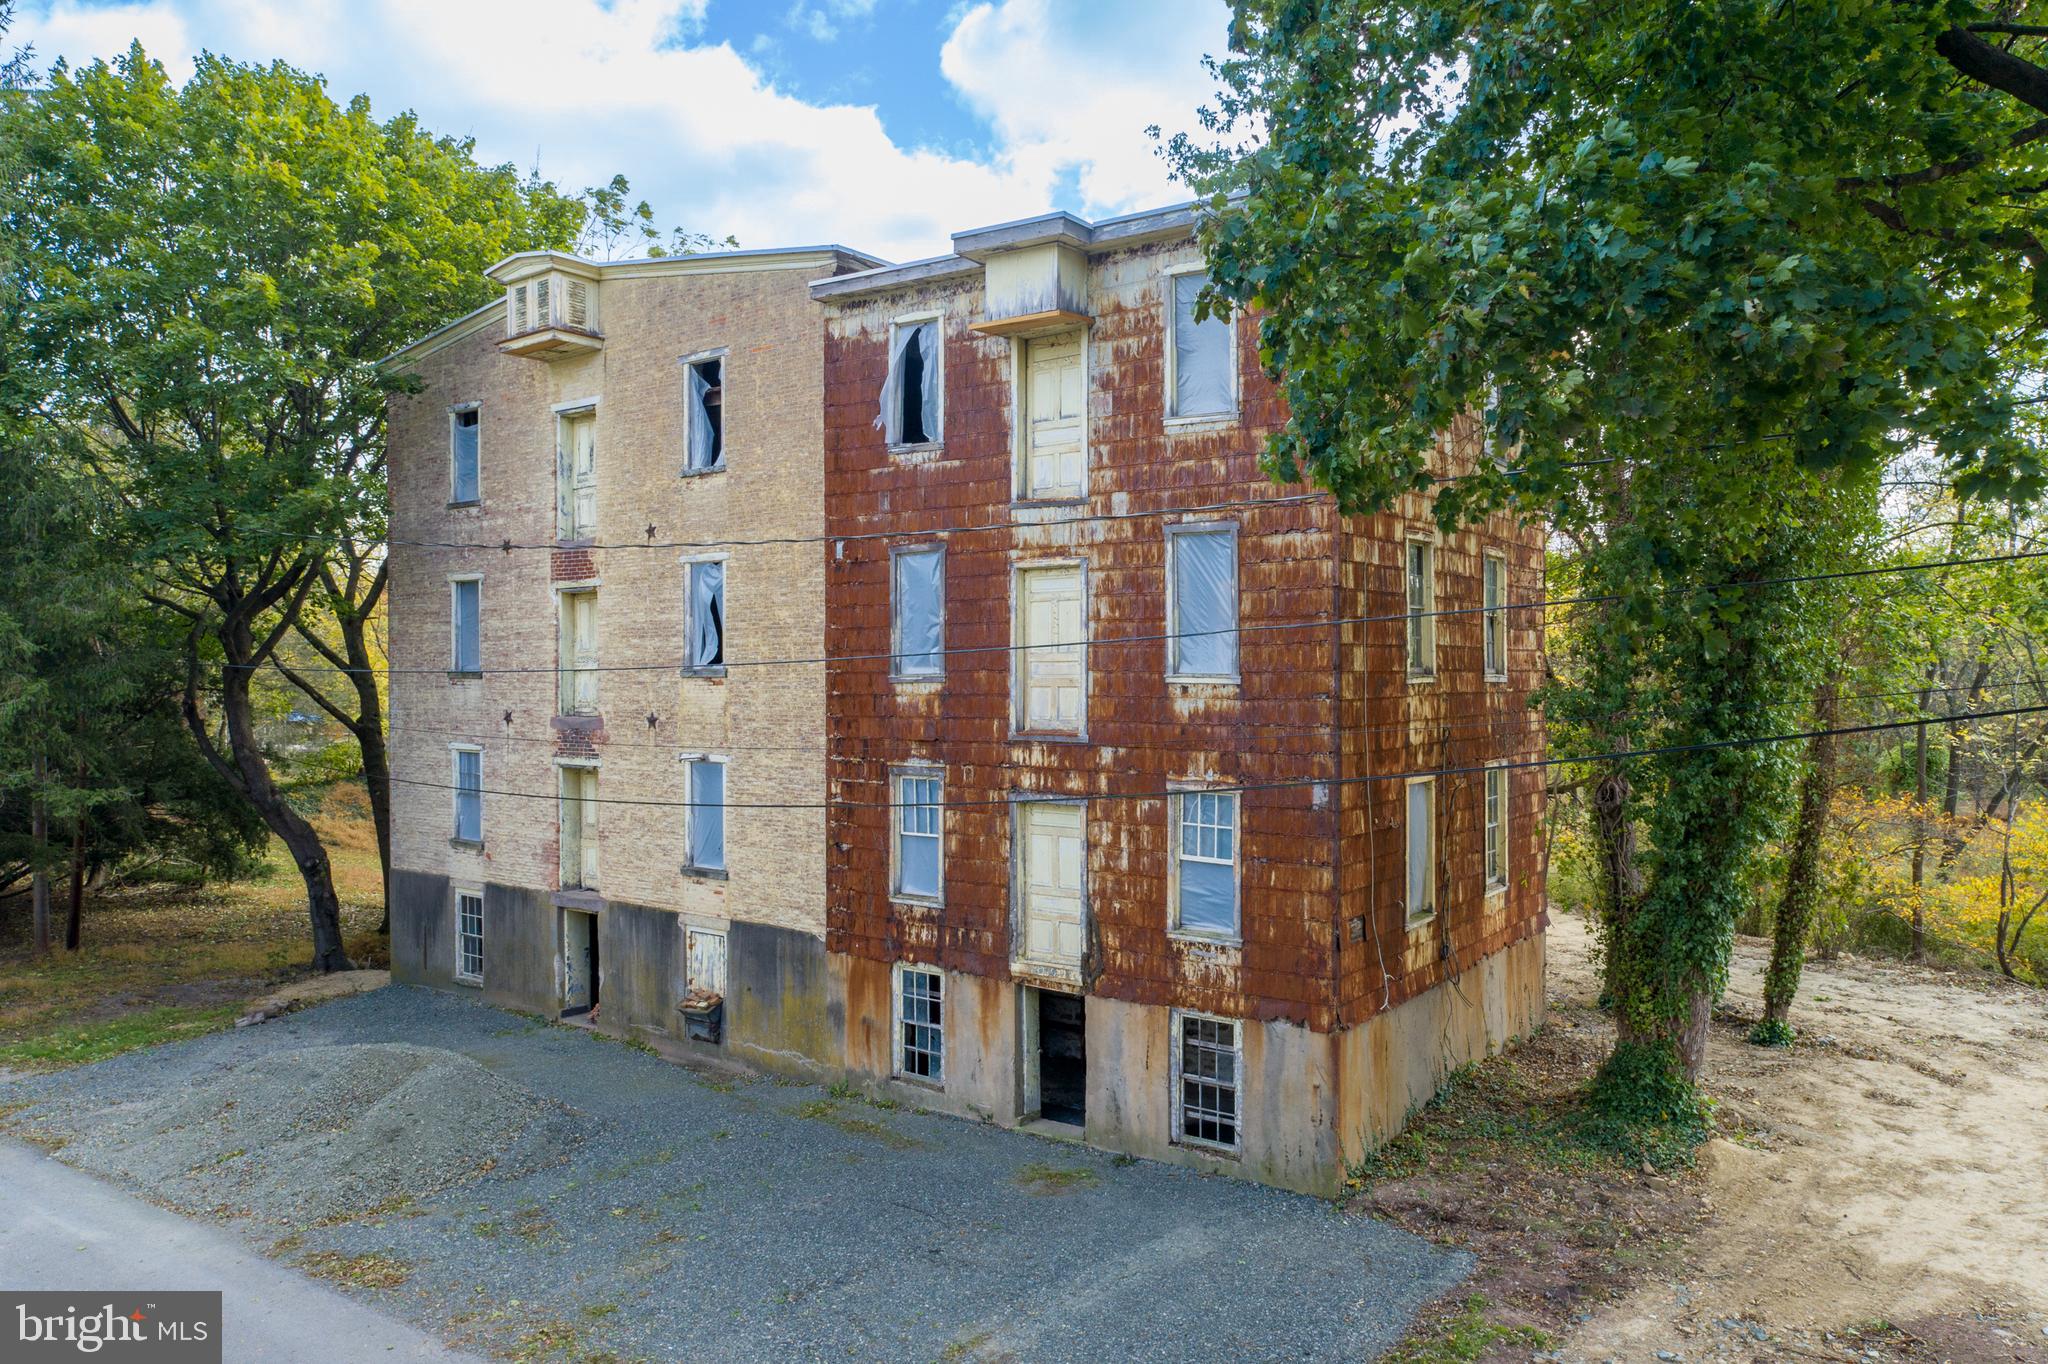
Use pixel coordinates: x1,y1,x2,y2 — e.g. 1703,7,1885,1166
891,547,944,677
895,965,943,1083
1174,1013,1241,1149
454,890,484,984
1485,766,1509,893
1483,552,1508,679
452,747,482,845
1172,791,1239,938
1405,539,1436,677
1166,271,1234,420
893,769,943,903
683,756,726,874
684,558,726,674
450,577,481,675
1167,523,1237,679
684,356,724,473
1405,777,1436,922
881,318,941,446
450,407,480,504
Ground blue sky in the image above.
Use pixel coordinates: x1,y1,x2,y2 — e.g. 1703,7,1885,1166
8,0,1231,260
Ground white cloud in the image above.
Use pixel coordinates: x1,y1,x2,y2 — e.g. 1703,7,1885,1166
9,0,1227,261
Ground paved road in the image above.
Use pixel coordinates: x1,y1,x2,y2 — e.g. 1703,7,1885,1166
0,1141,483,1363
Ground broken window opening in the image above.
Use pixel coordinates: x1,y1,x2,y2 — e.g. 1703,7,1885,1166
686,358,724,472
685,560,726,673
1176,1013,1240,1148
878,320,940,446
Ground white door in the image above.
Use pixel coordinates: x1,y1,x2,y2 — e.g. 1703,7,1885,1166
1018,567,1085,733
686,927,727,995
558,591,598,715
1021,334,1084,500
561,767,598,890
560,410,596,538
1019,802,1086,967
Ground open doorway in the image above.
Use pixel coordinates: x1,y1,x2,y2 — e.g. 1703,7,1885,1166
562,909,600,1019
1036,989,1086,1127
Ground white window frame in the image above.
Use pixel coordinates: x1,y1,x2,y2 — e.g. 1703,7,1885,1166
1164,520,1240,683
554,582,601,716
892,962,945,1086
886,311,944,450
1170,1009,1243,1153
1483,551,1508,681
450,743,483,846
1168,788,1241,942
1405,536,1437,680
1405,775,1436,924
453,886,484,986
679,752,729,877
681,347,728,476
1485,765,1509,895
448,573,482,677
449,402,481,505
889,544,945,680
681,554,729,678
1010,558,1090,739
890,764,944,906
1162,263,1239,426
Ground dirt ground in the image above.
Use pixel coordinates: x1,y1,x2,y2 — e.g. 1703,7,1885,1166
1370,911,2048,1364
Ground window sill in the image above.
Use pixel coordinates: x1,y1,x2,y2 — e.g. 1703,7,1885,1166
453,974,483,989
1405,669,1437,686
447,670,482,683
1167,674,1241,688
680,667,728,680
889,895,942,913
1485,883,1508,900
1167,929,1242,950
889,672,944,686
887,441,945,457
679,464,727,479
1008,730,1090,745
890,1071,945,1093
446,499,481,510
680,865,729,882
1484,672,1510,685
1011,496,1086,510
449,837,485,852
1405,911,1437,932
556,537,596,550
1171,1135,1243,1159
554,712,602,728
1163,412,1239,432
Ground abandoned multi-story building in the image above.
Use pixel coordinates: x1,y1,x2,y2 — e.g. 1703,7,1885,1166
383,204,1546,1197
814,206,1548,1193
384,242,881,1071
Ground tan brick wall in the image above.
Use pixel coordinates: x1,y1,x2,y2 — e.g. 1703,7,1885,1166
387,253,859,952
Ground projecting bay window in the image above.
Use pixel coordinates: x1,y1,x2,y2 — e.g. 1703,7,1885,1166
1483,551,1508,680
892,767,943,905
1166,522,1238,681
557,588,598,716
682,558,726,675
559,763,599,892
1405,538,1436,679
1173,1012,1241,1151
556,405,597,541
451,746,482,847
454,889,483,985
1165,268,1235,422
890,546,944,678
450,405,480,505
1405,776,1436,923
1485,766,1509,895
881,316,941,447
1171,790,1239,940
681,756,726,877
894,964,944,1084
684,354,724,474
449,576,481,677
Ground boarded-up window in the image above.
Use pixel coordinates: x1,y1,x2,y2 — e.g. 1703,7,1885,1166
1168,524,1237,678
879,320,940,445
1174,791,1238,937
560,766,598,891
451,578,481,674
1175,1013,1240,1148
685,926,727,995
685,358,723,472
894,770,942,901
557,409,596,541
455,891,483,983
896,965,943,1082
1168,273,1233,418
1406,539,1436,676
685,560,725,673
1406,778,1435,921
1485,766,1508,891
685,758,725,872
1016,566,1084,734
558,589,598,715
891,547,943,676
451,408,480,503
453,749,482,843
1483,552,1507,677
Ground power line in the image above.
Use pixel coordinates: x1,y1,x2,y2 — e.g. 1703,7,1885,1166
387,702,2048,812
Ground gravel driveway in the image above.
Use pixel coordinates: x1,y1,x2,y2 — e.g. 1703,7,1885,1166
1,986,1467,1362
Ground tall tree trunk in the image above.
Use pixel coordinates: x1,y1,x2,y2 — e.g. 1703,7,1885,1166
1592,764,1642,1004
1910,674,1930,960
1761,679,1840,1033
29,752,50,958
64,811,85,953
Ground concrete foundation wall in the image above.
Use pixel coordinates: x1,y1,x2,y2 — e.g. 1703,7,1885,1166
724,920,844,1079
482,883,558,1017
390,868,453,990
604,898,680,1037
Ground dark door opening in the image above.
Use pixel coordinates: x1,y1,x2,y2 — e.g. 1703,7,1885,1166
562,910,600,1019
1037,990,1086,1126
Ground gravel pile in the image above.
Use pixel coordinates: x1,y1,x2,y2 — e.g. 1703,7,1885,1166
50,1042,589,1224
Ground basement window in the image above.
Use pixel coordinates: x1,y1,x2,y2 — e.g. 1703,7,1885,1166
895,964,944,1083
880,318,941,446
890,546,944,677
454,889,484,984
685,357,724,473
1173,1012,1240,1150
683,559,726,675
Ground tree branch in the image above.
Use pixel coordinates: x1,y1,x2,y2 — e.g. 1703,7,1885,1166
1936,25,2048,115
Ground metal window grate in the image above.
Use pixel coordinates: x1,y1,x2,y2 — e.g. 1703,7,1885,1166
898,968,943,1081
1178,1015,1239,1147
457,892,483,980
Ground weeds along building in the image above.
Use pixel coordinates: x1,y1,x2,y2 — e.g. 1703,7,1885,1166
815,206,1548,1193
384,243,881,1073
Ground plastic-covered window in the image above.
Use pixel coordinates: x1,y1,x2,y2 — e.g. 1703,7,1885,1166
1170,527,1237,677
687,561,725,671
878,321,940,445
688,761,725,871
1170,274,1233,418
451,580,480,673
895,773,942,899
1406,780,1434,918
451,409,479,502
1175,791,1238,935
686,359,723,472
892,548,944,675
454,750,482,843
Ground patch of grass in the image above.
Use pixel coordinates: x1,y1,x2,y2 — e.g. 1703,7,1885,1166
787,1098,921,1150
266,1234,304,1259
939,1329,994,1360
297,1250,411,1290
0,1004,239,1071
1383,1295,1550,1364
581,1303,619,1320
1747,1017,1796,1047
1013,1162,1099,1195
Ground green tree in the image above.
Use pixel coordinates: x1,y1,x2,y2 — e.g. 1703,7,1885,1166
9,46,586,968
1169,1,2047,1126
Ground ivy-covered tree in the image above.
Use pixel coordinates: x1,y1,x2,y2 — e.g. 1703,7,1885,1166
1168,1,2048,1133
